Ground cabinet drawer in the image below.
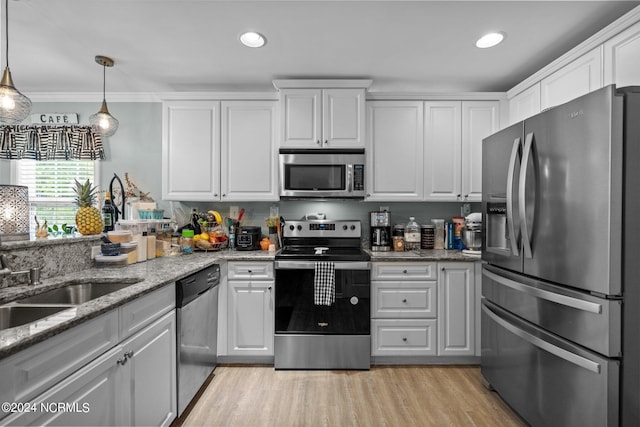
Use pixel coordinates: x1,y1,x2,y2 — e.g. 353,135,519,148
372,319,437,356
372,281,437,318
228,262,274,280
0,310,119,408
371,262,436,280
119,284,175,340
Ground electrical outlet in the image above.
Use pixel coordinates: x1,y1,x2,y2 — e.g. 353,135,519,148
230,206,240,219
461,203,471,216
379,206,389,212
91,246,101,259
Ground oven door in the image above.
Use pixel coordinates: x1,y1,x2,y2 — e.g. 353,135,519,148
274,260,370,335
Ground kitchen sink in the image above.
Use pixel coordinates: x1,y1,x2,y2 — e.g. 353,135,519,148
14,278,143,305
0,305,71,331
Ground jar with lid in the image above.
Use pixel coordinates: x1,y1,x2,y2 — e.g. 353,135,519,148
404,217,420,250
392,224,405,252
181,229,195,253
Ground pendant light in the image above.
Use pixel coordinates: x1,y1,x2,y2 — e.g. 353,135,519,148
0,0,31,124
89,55,119,137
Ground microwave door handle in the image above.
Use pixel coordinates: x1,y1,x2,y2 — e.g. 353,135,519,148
519,132,534,259
506,137,521,256
347,164,353,193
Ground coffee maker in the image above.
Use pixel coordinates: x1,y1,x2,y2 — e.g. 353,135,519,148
370,211,391,251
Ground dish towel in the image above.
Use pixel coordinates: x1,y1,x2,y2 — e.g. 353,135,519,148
314,261,335,306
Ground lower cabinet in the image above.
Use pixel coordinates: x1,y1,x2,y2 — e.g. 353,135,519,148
0,285,177,427
371,261,477,360
227,262,274,357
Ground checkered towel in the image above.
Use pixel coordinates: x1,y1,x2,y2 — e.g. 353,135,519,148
314,262,335,306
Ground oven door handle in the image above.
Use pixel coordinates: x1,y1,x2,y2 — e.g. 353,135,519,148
275,261,371,270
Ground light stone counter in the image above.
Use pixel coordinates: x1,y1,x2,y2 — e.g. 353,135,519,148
0,249,274,360
365,248,481,262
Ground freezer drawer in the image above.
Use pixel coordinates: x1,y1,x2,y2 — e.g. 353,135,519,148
481,301,619,427
483,265,621,357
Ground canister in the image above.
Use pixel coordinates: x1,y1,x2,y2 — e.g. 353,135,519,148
420,225,435,249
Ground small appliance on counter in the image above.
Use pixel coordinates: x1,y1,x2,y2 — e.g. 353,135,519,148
236,226,261,250
462,212,482,255
370,211,391,251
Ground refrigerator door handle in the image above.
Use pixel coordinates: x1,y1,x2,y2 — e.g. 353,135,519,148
483,269,602,314
506,137,521,256
482,304,601,374
519,132,534,258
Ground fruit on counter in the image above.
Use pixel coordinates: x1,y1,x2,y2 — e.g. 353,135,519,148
196,239,214,250
208,210,223,225
73,179,104,235
260,237,271,251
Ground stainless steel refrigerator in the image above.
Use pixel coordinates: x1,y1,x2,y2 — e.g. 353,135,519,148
481,84,640,427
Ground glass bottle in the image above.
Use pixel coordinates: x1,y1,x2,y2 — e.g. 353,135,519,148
102,191,116,232
404,217,420,250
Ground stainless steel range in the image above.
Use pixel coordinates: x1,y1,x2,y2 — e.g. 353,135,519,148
274,219,371,370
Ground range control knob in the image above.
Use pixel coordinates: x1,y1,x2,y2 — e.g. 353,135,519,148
350,225,356,230
343,225,348,230
297,225,302,231
289,225,295,231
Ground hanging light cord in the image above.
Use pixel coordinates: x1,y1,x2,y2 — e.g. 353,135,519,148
101,62,106,102
4,0,9,70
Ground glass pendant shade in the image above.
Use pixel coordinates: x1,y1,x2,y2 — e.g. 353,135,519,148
89,99,119,137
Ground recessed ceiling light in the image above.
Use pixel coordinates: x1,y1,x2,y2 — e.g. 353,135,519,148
240,31,266,48
476,32,505,49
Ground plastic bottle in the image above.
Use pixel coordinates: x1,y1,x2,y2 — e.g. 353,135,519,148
229,223,236,250
404,217,420,250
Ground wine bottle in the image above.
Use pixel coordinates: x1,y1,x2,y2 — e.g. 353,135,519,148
102,191,116,232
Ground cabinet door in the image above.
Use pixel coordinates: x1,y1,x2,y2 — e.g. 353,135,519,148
437,262,475,356
424,101,462,201
540,47,603,111
162,101,221,201
121,311,177,427
604,20,640,87
221,101,278,201
1,346,123,427
508,83,541,124
228,280,274,356
461,101,499,202
322,89,366,148
366,101,424,201
280,89,322,147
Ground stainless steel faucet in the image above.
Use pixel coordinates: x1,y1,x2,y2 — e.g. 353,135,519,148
0,254,42,285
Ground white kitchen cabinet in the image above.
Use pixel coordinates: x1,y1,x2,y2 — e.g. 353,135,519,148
437,262,475,356
604,20,640,87
227,262,274,356
371,262,437,356
424,101,499,202
221,101,278,201
540,46,603,111
280,88,365,148
365,101,424,201
508,83,541,124
162,100,221,201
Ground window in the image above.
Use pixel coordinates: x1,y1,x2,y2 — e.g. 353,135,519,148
13,160,100,233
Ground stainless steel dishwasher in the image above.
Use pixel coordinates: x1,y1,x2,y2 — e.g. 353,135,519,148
176,264,220,416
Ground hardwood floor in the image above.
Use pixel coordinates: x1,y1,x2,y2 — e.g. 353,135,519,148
177,365,526,427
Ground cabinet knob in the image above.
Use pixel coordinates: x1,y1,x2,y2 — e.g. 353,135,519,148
125,350,134,359
402,270,408,274
402,299,407,303
268,286,272,291
402,337,408,342
247,270,252,273
317,140,321,145
441,267,446,271
214,193,218,197
366,193,371,198
457,194,461,200
117,357,128,366
324,140,328,145
222,194,226,197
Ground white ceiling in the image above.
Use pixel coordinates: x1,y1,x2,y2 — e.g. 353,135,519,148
3,0,640,95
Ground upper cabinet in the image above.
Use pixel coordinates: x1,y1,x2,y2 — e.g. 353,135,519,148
279,88,366,148
424,101,499,202
540,47,603,111
162,99,278,202
366,101,424,201
604,20,640,87
162,100,221,201
509,83,541,125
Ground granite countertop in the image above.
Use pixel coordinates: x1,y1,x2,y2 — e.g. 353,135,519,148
365,248,481,262
0,249,275,360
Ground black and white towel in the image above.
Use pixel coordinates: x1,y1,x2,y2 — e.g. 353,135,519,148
314,261,335,306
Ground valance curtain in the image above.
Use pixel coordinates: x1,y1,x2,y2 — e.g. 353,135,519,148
0,125,104,160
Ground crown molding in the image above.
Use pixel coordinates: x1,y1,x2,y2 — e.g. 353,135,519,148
158,92,279,101
25,92,161,103
273,79,373,90
366,92,507,101
507,5,640,98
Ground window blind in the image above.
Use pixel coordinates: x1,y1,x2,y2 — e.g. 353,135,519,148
15,160,98,231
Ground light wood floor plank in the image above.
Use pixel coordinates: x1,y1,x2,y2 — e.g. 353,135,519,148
176,365,525,427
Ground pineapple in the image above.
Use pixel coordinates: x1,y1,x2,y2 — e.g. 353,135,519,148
73,179,104,235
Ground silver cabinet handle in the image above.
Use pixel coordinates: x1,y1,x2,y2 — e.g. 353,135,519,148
519,132,535,259
483,269,602,314
275,261,370,270
506,137,521,256
482,304,600,374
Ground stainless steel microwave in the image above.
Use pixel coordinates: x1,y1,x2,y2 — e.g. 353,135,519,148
279,148,365,199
